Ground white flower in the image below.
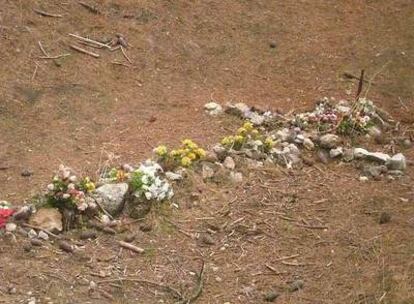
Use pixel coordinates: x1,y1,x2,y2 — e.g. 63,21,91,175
47,183,55,191
68,175,77,182
77,202,88,211
62,193,70,199
67,183,75,190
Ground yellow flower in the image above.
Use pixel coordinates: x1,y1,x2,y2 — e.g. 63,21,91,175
264,137,274,147
251,129,259,136
195,148,206,158
182,139,197,149
116,170,127,181
170,149,179,157
154,145,168,157
235,135,244,143
243,121,254,131
181,156,192,167
237,127,247,135
187,152,197,160
221,136,232,146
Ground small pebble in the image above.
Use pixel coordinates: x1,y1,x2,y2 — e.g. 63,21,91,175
58,241,74,253
200,234,215,245
30,239,43,247
23,243,32,252
5,222,17,232
269,42,277,48
38,231,49,241
139,223,153,232
289,279,304,292
379,212,391,224
21,169,33,177
123,233,136,243
264,291,280,302
79,230,97,240
28,229,37,239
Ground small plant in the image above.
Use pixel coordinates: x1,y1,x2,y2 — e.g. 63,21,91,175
154,139,206,168
220,121,275,153
129,160,174,201
46,165,95,212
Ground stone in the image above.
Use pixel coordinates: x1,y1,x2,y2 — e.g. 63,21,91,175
212,144,227,160
230,171,243,183
264,291,280,302
295,134,305,144
13,205,33,221
28,229,37,239
204,102,223,116
329,147,343,158
5,222,16,232
362,165,387,178
367,126,382,138
95,183,129,216
386,153,406,171
359,176,369,182
38,230,49,241
353,148,369,159
303,138,315,150
354,148,390,163
165,172,183,181
125,195,152,219
29,208,63,233
342,148,354,162
225,102,250,117
317,150,329,164
379,212,391,224
200,233,215,245
223,156,236,170
387,170,404,176
289,279,304,292
248,112,265,125
319,134,339,149
30,239,42,246
79,230,97,240
202,164,215,179
21,169,33,177
275,128,291,142
204,151,218,162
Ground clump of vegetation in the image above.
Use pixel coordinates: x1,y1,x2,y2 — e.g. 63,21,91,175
221,121,275,153
45,165,96,211
154,139,206,168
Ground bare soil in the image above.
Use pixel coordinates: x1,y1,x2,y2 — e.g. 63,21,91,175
0,1,413,303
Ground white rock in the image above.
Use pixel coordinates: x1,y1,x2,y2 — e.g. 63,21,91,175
202,164,214,179
248,112,265,125
275,128,291,142
28,229,37,239
359,176,369,182
100,214,111,225
5,222,16,232
295,134,305,144
230,172,243,183
354,148,369,159
38,230,49,241
303,138,315,150
386,153,406,171
95,183,129,216
204,102,223,115
29,208,63,233
165,172,183,181
319,134,339,149
366,152,390,163
223,156,236,170
329,147,344,158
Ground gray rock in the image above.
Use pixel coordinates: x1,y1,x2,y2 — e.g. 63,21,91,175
366,152,390,164
387,170,404,176
386,153,406,171
317,150,329,164
362,165,387,178
29,208,63,233
28,229,37,239
319,134,339,149
38,230,49,241
95,183,129,216
21,169,33,177
289,279,304,292
248,112,265,125
225,102,250,117
202,164,215,179
329,147,343,158
264,291,280,302
212,144,227,160
275,128,291,142
354,148,369,159
223,156,236,170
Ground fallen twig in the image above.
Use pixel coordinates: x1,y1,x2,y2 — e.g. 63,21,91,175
295,223,328,230
37,41,70,59
178,260,205,304
275,254,299,261
118,241,144,253
265,264,287,275
78,1,100,14
34,8,62,18
97,277,182,299
343,71,374,85
120,46,132,64
68,33,110,49
70,44,100,58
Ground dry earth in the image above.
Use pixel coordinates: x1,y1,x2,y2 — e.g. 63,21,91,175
0,1,413,304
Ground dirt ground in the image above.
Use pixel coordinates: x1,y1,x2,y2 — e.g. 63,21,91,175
0,1,413,303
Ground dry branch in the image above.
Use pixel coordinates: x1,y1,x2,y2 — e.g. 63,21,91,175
34,8,62,18
70,44,100,58
68,33,110,49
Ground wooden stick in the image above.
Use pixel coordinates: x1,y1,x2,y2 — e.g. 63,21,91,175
38,41,49,57
38,41,71,59
275,254,299,261
118,241,144,253
70,44,100,58
34,8,62,18
68,33,110,49
78,1,100,14
295,223,328,230
120,46,132,64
